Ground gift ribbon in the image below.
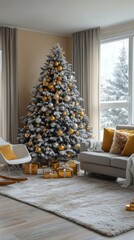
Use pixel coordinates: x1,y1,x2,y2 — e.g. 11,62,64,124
63,168,66,178
29,163,32,174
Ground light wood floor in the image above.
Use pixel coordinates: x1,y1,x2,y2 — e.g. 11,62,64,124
0,195,134,240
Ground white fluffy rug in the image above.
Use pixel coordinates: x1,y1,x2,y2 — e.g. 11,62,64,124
0,174,134,237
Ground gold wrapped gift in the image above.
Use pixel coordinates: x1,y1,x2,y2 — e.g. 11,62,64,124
50,159,59,167
126,201,134,211
44,171,59,179
24,163,39,174
52,163,60,170
58,167,73,178
68,160,80,175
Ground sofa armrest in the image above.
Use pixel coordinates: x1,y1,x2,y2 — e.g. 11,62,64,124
80,138,96,152
80,139,103,152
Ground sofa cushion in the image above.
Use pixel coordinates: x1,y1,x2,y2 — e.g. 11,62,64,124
79,152,119,166
110,131,128,154
111,156,129,170
121,134,134,156
102,128,114,152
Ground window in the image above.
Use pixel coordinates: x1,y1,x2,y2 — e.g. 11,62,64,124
100,37,134,137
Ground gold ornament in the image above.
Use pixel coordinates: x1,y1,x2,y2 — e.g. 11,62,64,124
57,81,61,85
69,128,74,134
67,88,70,92
57,129,63,136
37,134,41,140
42,127,46,132
36,124,40,127
35,146,42,153
74,143,80,150
62,111,67,116
79,124,84,129
58,145,65,151
42,96,47,101
86,126,90,131
25,133,30,138
53,93,59,101
71,113,75,118
43,81,49,86
39,87,43,92
76,131,80,136
68,83,73,88
67,152,72,158
50,86,55,92
56,90,61,95
80,111,85,116
50,115,55,121
48,83,54,89
57,76,62,81
57,65,63,71
28,141,33,146
54,61,59,66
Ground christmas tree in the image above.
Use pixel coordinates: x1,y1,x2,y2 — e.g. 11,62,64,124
18,43,92,164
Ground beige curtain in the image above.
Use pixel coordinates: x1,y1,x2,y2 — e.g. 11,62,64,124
0,27,18,143
73,28,100,139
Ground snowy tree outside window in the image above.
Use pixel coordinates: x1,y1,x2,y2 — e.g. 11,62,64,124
100,39,129,137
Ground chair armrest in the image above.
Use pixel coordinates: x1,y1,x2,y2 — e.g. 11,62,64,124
12,144,31,158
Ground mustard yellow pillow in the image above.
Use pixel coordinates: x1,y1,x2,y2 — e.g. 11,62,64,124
102,128,114,152
119,129,134,134
110,131,128,154
0,144,18,160
121,134,134,156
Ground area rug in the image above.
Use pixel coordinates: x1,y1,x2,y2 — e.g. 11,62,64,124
0,174,134,237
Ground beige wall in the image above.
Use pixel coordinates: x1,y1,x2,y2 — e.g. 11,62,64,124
17,29,72,122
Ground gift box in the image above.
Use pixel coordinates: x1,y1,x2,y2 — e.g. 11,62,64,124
24,163,39,174
58,167,73,178
52,163,60,170
50,159,59,167
68,160,80,175
37,166,48,175
44,171,59,179
126,201,134,211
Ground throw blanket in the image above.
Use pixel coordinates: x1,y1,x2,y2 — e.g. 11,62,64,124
123,154,134,188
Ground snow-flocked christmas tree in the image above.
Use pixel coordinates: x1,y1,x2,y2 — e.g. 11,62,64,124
18,43,92,164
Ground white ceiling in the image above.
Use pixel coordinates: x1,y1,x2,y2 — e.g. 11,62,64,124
0,0,134,35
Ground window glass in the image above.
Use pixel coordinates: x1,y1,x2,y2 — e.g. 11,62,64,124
100,39,129,137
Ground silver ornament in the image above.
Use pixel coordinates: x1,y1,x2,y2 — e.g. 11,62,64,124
66,144,71,149
41,106,47,112
73,123,78,129
48,102,53,108
36,117,41,123
64,95,71,102
53,142,59,148
60,106,65,111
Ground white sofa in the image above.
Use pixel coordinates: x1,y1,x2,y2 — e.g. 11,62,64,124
79,125,134,178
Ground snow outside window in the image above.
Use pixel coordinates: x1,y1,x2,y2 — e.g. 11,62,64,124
100,38,130,138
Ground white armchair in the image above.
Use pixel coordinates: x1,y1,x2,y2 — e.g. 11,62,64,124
0,138,31,179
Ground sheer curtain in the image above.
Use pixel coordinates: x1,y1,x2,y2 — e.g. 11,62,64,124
73,28,100,139
0,27,18,143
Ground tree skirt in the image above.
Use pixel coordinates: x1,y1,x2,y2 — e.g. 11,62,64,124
0,174,134,237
